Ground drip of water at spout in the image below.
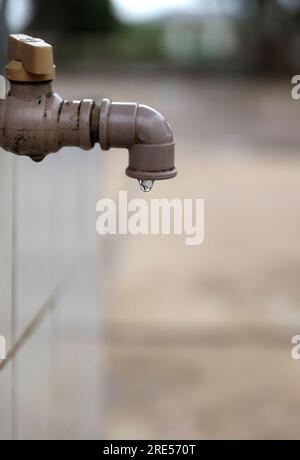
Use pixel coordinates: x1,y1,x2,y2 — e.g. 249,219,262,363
139,179,154,192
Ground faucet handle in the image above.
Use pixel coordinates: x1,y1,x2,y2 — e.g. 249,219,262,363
6,34,55,82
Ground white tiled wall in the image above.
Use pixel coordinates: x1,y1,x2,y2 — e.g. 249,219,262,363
0,147,105,439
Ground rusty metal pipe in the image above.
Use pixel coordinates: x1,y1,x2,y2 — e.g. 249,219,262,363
0,81,94,162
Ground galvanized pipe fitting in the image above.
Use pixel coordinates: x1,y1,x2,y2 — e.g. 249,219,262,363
0,34,177,187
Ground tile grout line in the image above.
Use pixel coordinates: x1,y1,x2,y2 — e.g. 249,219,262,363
0,279,66,375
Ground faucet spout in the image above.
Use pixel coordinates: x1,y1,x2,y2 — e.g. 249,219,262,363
98,99,176,181
0,34,177,187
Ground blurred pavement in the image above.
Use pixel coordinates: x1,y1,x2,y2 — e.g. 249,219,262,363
78,72,300,440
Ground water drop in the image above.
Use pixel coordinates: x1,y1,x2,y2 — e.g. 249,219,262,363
139,179,154,192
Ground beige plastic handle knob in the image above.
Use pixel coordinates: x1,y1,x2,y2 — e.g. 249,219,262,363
6,34,55,82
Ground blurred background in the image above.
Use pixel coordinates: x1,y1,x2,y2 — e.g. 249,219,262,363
1,0,300,440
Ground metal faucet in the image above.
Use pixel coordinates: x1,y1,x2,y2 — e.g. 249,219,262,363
0,35,177,191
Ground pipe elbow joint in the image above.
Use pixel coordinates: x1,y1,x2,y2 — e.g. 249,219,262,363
99,99,176,181
135,104,173,145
